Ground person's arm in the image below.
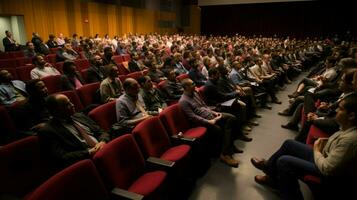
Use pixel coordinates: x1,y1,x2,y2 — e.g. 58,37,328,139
179,100,211,126
313,136,355,176
100,81,112,103
38,127,90,165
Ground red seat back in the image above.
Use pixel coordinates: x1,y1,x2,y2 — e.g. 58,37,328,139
117,63,130,75
0,106,17,145
26,159,109,200
112,55,124,65
57,90,84,112
93,134,146,190
41,75,63,94
76,82,100,107
122,54,131,62
0,136,55,198
45,54,57,65
132,116,171,158
159,104,191,135
126,71,143,80
0,59,17,68
9,51,24,58
176,73,189,82
74,59,90,71
88,101,116,132
16,65,35,81
15,57,32,67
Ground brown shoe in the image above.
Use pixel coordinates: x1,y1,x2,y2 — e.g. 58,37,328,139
220,154,239,168
254,175,278,189
250,157,267,171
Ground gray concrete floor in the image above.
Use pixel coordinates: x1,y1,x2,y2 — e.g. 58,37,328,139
189,75,314,200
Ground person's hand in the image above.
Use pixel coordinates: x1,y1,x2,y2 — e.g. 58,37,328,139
94,141,106,151
307,112,318,121
314,138,328,152
30,123,46,131
318,102,329,110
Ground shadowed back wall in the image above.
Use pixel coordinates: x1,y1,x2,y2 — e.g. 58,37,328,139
0,0,195,40
200,1,356,38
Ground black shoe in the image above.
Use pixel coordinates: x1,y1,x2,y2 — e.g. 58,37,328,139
272,99,282,104
261,104,272,110
252,113,262,118
238,134,253,142
281,123,299,131
278,109,291,116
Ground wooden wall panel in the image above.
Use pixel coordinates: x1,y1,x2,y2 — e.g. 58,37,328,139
0,0,178,41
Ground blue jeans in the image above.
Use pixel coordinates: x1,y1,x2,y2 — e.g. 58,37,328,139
266,139,321,200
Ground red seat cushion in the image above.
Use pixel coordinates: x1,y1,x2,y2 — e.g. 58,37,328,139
128,171,167,196
160,144,190,162
183,127,206,139
303,175,321,184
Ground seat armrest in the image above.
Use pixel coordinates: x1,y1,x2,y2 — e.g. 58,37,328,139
147,156,175,168
171,135,196,145
111,187,144,200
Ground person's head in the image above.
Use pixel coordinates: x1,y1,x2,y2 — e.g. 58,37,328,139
104,47,113,57
49,34,55,40
181,78,196,95
33,55,46,67
58,33,63,39
62,61,77,75
163,69,176,81
132,52,139,61
72,33,78,39
208,67,220,82
123,78,140,99
325,56,337,68
255,58,263,66
336,93,357,129
26,79,48,100
64,43,72,50
217,66,228,77
91,55,103,66
173,53,182,62
0,70,13,83
46,94,75,119
217,57,224,65
5,30,11,37
104,64,119,78
138,76,153,90
338,69,357,92
353,71,357,92
232,61,242,70
26,42,35,50
189,58,199,69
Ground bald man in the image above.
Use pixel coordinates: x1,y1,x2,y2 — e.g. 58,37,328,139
38,94,110,167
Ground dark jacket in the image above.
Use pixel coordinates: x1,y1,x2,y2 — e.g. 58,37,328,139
204,79,237,106
38,113,110,167
60,72,86,91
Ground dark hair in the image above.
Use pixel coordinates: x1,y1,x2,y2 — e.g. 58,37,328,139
344,68,357,86
326,56,337,65
342,93,357,124
137,76,149,86
62,61,76,74
26,79,42,97
208,67,219,77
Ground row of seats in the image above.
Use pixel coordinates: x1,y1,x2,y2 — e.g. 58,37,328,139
0,103,208,199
